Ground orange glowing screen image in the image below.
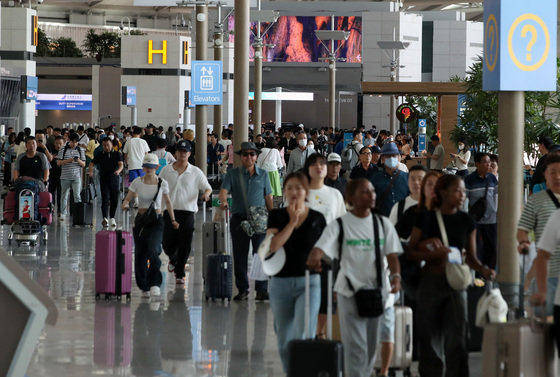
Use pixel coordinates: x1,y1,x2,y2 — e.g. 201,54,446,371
228,16,362,63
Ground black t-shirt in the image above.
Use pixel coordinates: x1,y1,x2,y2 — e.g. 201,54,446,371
267,208,326,277
143,134,158,151
19,155,45,180
413,209,475,250
350,163,379,180
50,148,62,181
92,150,123,180
395,204,424,240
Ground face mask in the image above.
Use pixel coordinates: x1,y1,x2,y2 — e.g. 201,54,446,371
299,139,307,147
458,144,464,150
385,156,399,169
308,143,314,150
108,135,114,140
160,133,166,139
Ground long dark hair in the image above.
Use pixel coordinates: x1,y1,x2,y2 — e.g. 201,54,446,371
432,175,462,209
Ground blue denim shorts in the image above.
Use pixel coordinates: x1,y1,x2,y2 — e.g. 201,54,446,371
380,305,395,343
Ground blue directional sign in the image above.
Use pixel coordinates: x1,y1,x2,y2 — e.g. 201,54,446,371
483,0,557,91
418,119,427,153
190,60,222,105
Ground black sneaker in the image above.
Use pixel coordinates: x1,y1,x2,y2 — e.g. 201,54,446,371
255,291,269,301
233,291,249,301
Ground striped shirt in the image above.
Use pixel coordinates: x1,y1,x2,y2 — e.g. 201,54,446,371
518,190,560,276
57,144,85,181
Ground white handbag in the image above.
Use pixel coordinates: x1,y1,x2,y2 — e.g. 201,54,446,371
435,210,473,291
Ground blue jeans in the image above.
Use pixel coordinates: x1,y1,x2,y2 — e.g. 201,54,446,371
269,274,321,372
529,276,558,317
133,215,164,292
60,178,81,216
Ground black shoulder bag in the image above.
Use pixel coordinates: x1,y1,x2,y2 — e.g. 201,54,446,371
134,178,162,231
337,214,385,318
469,180,489,221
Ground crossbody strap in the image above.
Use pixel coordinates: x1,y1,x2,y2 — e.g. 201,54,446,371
435,210,449,247
338,214,383,291
546,189,560,208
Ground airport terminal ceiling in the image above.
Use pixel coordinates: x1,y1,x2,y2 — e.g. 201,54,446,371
20,0,484,20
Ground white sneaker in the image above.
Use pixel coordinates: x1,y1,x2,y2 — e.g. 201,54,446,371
149,286,161,296
110,218,117,227
102,218,109,227
142,291,150,298
59,214,65,221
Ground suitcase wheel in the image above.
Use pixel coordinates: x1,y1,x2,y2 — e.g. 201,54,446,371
205,296,209,301
117,295,121,301
104,294,109,301
95,294,100,301
126,294,131,301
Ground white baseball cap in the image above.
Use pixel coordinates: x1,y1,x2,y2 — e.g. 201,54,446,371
327,153,342,163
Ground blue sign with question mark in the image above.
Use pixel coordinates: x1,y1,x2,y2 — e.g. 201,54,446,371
483,0,557,91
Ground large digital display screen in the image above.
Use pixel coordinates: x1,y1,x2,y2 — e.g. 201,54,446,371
36,94,92,111
228,16,362,63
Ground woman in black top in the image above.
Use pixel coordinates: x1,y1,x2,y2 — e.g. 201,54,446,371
408,175,495,377
266,171,326,372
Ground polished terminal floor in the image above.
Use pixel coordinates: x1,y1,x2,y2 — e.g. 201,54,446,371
4,202,490,377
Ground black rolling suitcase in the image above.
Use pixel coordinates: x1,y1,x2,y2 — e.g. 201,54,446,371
287,270,344,377
72,201,94,226
205,208,232,302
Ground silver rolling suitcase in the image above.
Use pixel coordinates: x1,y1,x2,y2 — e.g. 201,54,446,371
202,201,226,280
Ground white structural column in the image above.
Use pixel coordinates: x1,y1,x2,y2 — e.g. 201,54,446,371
195,4,208,174
233,0,250,166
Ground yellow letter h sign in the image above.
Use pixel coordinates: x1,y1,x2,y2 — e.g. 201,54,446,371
148,40,167,64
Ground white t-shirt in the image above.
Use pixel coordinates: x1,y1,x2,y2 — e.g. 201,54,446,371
389,196,418,225
219,139,232,151
314,212,403,298
158,163,211,212
122,137,150,170
307,185,346,224
128,176,169,210
455,150,471,170
536,208,560,305
154,149,176,165
397,162,409,173
257,148,283,172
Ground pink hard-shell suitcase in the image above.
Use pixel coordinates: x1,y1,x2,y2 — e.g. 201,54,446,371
3,191,16,224
93,302,132,367
3,191,52,225
39,191,52,225
95,229,133,300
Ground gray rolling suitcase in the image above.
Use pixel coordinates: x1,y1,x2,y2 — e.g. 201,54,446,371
375,298,413,372
202,202,226,280
482,319,556,377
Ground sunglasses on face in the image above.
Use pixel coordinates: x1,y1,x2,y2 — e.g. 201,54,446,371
242,152,257,157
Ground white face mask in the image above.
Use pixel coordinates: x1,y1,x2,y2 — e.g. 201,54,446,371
308,143,314,150
384,156,399,169
458,144,464,150
299,139,307,147
108,135,114,140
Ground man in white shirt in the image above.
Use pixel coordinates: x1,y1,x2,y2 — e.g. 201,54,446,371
122,126,150,183
159,140,212,284
389,164,427,226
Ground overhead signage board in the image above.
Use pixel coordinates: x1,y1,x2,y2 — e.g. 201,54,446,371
36,94,92,111
483,0,557,91
190,61,222,106
121,35,191,70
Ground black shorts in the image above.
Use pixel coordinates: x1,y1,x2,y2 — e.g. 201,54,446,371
319,260,337,314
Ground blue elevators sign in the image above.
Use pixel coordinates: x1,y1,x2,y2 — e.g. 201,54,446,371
190,61,223,105
483,0,557,91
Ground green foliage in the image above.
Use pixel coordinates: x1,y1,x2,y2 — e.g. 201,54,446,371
36,28,50,57
49,37,83,58
452,57,560,158
82,29,120,61
404,95,438,137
